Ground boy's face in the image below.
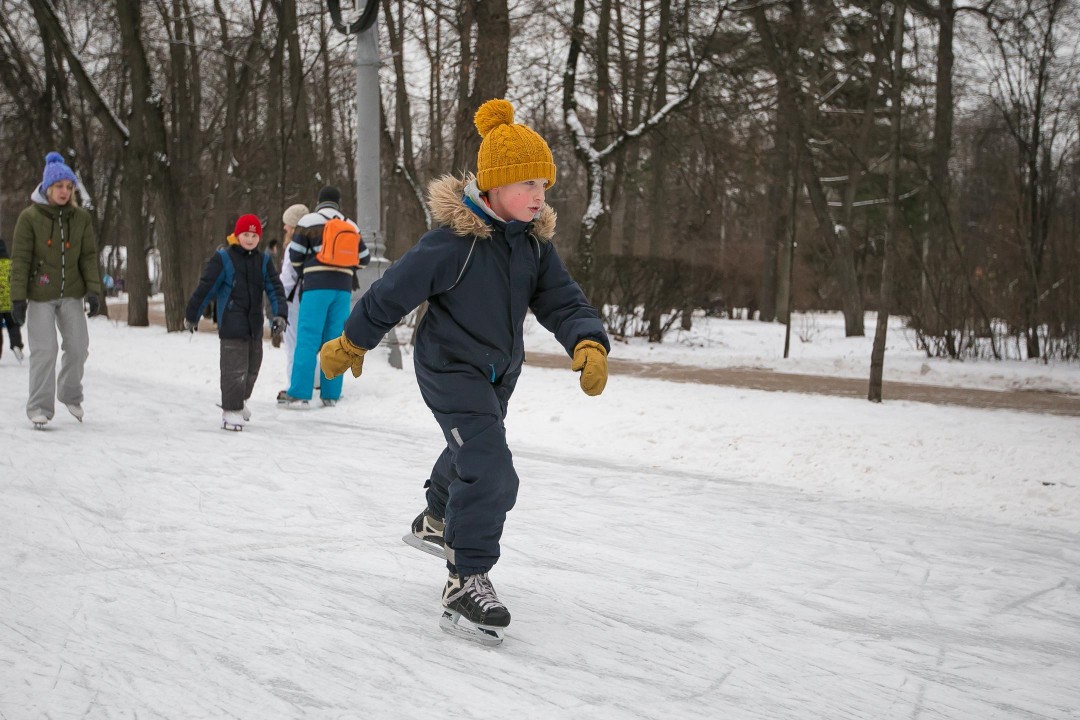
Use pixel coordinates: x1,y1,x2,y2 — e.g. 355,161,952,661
488,178,548,223
237,231,260,250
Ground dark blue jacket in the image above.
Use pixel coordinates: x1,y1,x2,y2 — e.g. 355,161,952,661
343,175,608,384
186,245,287,340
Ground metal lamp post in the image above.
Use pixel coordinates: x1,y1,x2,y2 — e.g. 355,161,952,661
327,0,401,368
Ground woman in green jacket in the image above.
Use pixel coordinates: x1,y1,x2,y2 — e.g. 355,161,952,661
9,152,101,428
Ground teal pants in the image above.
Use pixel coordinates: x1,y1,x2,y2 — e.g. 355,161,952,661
287,288,351,401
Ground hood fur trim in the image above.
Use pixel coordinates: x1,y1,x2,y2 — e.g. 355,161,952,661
426,174,556,242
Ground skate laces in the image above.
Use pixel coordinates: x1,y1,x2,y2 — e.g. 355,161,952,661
452,574,502,611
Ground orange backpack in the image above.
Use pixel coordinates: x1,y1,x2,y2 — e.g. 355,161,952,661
315,218,361,267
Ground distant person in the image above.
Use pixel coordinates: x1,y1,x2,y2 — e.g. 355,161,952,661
184,214,287,431
275,203,317,397
9,152,102,428
0,238,26,363
282,186,369,408
319,99,609,644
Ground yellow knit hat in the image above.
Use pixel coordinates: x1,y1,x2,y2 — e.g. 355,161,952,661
474,99,557,191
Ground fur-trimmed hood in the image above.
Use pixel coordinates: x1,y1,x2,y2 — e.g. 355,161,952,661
426,173,556,242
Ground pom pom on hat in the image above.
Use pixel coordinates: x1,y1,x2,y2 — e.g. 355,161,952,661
474,99,515,138
234,214,263,237
41,151,78,194
282,203,309,228
474,98,556,191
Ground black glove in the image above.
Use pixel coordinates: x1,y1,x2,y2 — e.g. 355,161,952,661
86,293,101,318
12,300,27,326
183,318,197,334
270,316,287,338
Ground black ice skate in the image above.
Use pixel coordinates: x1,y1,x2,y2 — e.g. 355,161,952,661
402,509,446,559
439,572,510,646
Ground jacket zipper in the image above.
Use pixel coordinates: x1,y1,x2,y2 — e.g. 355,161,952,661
59,210,67,295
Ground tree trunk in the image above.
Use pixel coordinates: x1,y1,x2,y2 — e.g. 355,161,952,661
282,0,318,197
451,0,476,174
451,0,509,174
751,3,864,336
646,0,672,342
116,0,185,330
761,114,791,323
869,2,905,402
923,0,954,334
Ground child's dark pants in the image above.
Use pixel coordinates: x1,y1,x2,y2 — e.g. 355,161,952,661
220,337,262,412
417,362,520,577
0,313,23,352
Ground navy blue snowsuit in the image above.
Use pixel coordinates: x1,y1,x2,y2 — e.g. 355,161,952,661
341,176,609,576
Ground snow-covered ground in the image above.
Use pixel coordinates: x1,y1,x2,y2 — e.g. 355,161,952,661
522,310,1080,395
1,313,1078,719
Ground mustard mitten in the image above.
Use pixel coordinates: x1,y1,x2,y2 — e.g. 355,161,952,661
571,339,608,396
320,334,367,379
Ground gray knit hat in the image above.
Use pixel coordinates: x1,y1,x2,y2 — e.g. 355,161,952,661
282,203,309,227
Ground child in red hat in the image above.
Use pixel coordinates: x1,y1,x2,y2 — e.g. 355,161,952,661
184,214,288,430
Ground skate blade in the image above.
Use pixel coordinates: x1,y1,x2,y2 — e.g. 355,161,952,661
32,422,48,430
439,610,504,647
221,424,244,432
402,534,447,559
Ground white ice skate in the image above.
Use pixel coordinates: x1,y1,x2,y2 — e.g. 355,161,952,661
279,394,310,409
221,410,245,431
65,404,84,422
242,402,252,422
29,413,48,430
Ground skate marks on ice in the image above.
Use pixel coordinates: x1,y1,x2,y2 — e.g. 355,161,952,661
2,387,1079,718
497,453,1080,720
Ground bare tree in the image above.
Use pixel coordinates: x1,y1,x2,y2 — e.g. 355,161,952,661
750,1,866,337
981,0,1077,358
450,0,509,175
562,0,715,295
870,1,907,402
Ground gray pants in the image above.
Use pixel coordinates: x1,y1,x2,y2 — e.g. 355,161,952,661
221,337,263,412
26,298,89,420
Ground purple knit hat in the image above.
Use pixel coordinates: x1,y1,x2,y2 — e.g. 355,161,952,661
41,151,78,194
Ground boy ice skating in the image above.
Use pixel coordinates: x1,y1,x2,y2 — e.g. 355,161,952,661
320,98,610,644
185,214,288,431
